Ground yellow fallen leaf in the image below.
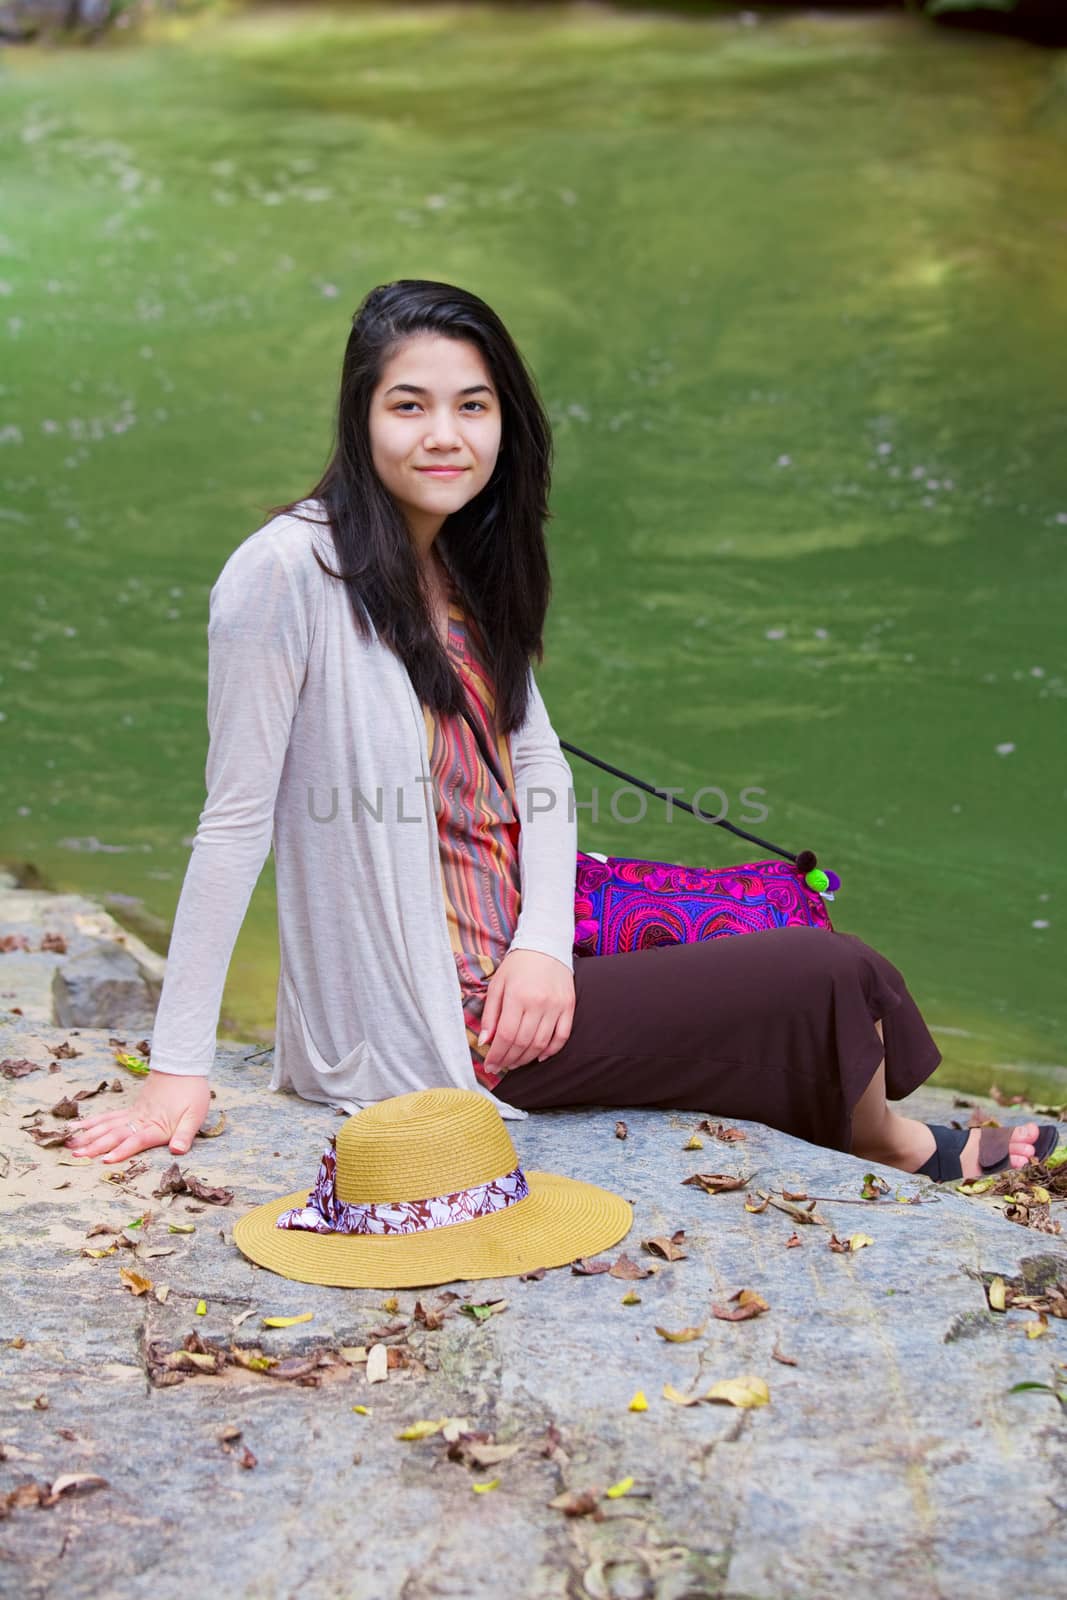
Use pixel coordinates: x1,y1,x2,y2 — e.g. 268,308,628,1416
662,1383,702,1407
195,1299,207,1316
621,1291,641,1306
704,1375,770,1409
395,1418,457,1440
605,1476,634,1499
119,1267,153,1297
1030,1186,1051,1204
340,1346,369,1364
683,1135,704,1150
261,1312,313,1328
114,1052,149,1077
1024,1315,1049,1339
82,1246,117,1259
351,1404,371,1415
988,1276,1007,1312
381,1296,399,1314
472,1478,500,1493
168,1223,196,1234
956,1177,997,1196
848,1234,874,1252
628,1391,648,1412
655,1323,706,1343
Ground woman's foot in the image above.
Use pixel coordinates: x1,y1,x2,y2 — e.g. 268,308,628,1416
857,1116,1042,1180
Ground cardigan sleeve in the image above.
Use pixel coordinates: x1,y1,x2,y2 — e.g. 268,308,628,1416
505,668,577,972
147,533,309,1077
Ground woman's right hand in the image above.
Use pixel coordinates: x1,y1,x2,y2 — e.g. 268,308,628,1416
64,1070,212,1164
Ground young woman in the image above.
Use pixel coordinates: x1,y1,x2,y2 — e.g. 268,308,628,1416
68,280,1055,1184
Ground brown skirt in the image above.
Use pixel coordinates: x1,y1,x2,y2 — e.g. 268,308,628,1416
499,925,943,1154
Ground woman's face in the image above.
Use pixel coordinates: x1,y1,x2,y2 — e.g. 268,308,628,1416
368,333,502,552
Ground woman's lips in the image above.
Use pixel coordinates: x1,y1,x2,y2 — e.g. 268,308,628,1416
417,467,468,477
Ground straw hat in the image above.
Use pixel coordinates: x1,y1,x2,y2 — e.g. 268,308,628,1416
233,1087,633,1288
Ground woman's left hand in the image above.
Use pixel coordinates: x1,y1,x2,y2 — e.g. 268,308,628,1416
478,949,575,1077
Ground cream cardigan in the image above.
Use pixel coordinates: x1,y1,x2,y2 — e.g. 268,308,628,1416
147,502,578,1122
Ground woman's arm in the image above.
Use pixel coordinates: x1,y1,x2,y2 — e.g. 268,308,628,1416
67,530,309,1161
505,668,577,972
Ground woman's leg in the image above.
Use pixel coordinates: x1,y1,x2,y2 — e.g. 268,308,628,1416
849,1022,1041,1177
502,925,939,1155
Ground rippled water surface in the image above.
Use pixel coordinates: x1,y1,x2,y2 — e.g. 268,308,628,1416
2,5,1064,1094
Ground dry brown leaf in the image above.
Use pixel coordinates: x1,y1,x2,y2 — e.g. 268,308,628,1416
771,1342,798,1366
549,1489,602,1519
196,1111,227,1140
697,1120,748,1143
682,1172,747,1195
42,1473,107,1505
152,1163,234,1205
642,1231,688,1262
615,1120,628,1140
607,1253,652,1281
571,1257,613,1276
1,1057,42,1079
519,1267,547,1282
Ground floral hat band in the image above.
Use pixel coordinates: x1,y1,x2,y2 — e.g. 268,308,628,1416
275,1141,530,1237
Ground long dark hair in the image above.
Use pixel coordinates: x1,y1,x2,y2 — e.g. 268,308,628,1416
264,279,554,736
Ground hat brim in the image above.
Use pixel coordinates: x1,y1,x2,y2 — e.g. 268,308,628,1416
232,1170,633,1288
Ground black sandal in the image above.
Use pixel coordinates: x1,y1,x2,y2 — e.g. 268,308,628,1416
915,1122,1060,1183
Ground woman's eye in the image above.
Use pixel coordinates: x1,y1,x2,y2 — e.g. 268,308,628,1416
393,401,486,413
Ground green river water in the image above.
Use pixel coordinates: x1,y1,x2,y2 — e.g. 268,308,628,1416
2,4,1065,1097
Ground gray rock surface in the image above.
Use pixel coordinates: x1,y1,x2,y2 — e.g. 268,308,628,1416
51,942,158,1031
0,876,165,1029
1,1010,1065,1600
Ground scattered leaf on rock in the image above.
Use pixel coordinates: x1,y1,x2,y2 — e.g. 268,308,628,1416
119,1267,153,1296
262,1312,313,1329
745,1195,770,1214
704,1375,770,1408
196,1111,227,1140
697,1120,747,1143
114,1052,150,1077
615,1120,628,1140
655,1322,706,1343
571,1258,613,1276
365,1343,389,1384
605,1476,634,1499
642,1231,687,1262
352,1404,371,1415
682,1173,747,1195
621,1291,641,1306
472,1478,500,1493
861,1173,891,1200
1,1059,42,1079
662,1383,702,1407
608,1253,651,1281
711,1289,769,1322
195,1300,207,1316
459,1300,508,1321
152,1163,234,1206
519,1267,546,1282
549,1489,602,1519
628,1391,648,1412
771,1342,798,1366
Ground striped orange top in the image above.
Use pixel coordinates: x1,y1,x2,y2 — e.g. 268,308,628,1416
422,575,522,1095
